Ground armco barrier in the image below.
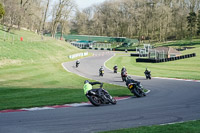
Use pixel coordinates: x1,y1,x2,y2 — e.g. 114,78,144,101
114,48,136,51
130,53,140,56
68,52,88,59
136,53,196,63
130,53,147,57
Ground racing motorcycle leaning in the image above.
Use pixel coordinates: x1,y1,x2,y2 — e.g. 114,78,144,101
86,87,117,106
99,69,104,77
76,60,80,68
126,77,146,97
113,66,118,73
144,70,151,79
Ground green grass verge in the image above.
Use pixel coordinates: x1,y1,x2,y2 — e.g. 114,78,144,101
101,120,200,133
106,40,200,80
0,84,130,110
0,26,129,110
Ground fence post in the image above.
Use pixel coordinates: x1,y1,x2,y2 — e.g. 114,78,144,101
4,32,6,41
12,35,14,44
8,32,10,40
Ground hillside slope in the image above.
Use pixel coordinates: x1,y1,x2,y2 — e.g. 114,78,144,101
0,27,84,88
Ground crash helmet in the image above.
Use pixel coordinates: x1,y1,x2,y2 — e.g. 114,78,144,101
84,80,89,84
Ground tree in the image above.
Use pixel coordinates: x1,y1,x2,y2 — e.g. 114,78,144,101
0,2,5,19
197,10,200,35
2,0,44,32
51,0,74,38
187,11,197,38
41,0,50,34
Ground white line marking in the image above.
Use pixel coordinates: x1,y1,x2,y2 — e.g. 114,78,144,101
104,53,116,71
22,107,54,111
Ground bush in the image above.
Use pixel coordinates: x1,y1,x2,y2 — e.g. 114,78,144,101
0,3,5,19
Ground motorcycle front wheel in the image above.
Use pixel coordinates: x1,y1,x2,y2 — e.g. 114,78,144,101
105,94,117,105
110,97,117,105
131,87,144,97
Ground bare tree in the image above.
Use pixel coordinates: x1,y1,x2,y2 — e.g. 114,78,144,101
41,0,50,34
2,0,43,32
51,0,74,38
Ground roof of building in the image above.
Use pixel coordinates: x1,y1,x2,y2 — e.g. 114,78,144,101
76,40,93,43
153,47,181,55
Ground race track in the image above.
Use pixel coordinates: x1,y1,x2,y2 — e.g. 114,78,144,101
1,50,200,133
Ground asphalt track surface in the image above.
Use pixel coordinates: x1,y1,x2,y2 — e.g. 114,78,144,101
1,50,200,133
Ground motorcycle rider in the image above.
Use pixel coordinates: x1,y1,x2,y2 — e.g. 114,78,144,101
76,59,80,67
126,76,146,96
121,66,127,76
144,68,151,75
126,76,136,87
113,64,118,73
99,66,104,76
83,80,105,97
121,66,127,73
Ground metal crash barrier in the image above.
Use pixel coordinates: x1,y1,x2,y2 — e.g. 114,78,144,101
68,52,88,59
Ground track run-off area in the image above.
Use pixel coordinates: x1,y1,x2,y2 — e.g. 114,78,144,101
0,50,200,133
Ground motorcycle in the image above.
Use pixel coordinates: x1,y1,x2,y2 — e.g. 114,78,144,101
144,71,151,79
99,70,104,77
127,80,146,97
121,71,127,82
86,88,117,106
76,61,80,68
113,66,118,73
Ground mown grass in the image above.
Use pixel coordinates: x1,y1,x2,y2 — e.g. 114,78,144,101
101,120,200,133
106,40,200,80
0,84,130,110
0,27,129,110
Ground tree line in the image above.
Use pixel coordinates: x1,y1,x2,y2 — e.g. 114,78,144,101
72,0,200,42
1,0,200,42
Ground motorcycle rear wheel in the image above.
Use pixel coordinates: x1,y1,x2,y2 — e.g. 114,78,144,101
88,95,101,106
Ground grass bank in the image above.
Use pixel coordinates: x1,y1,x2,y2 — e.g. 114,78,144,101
0,27,129,110
106,40,200,80
101,120,200,133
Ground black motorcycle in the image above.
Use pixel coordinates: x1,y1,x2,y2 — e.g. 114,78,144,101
113,66,118,73
99,69,104,77
126,78,146,97
144,71,151,79
86,88,117,106
76,61,80,68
